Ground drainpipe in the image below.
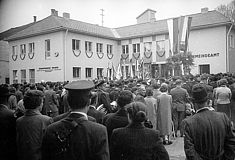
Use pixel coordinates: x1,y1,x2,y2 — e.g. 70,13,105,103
226,22,233,73
64,29,68,81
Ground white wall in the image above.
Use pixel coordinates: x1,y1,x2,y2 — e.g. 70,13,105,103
189,26,227,74
9,31,64,83
65,32,119,81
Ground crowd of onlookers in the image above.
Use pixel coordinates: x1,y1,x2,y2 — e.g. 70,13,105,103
0,72,235,160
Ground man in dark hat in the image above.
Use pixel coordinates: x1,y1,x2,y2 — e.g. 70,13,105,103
0,84,17,160
184,84,235,160
95,80,112,113
42,80,109,160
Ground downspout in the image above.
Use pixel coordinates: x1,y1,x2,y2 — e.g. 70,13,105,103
226,22,233,73
64,29,68,81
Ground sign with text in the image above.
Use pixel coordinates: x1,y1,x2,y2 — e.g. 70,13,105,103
37,66,61,72
192,53,219,59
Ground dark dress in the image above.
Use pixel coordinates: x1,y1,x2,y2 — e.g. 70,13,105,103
110,122,169,160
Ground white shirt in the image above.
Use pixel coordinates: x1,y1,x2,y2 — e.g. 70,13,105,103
70,111,88,120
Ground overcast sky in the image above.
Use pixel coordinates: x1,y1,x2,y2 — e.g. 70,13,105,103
0,0,232,32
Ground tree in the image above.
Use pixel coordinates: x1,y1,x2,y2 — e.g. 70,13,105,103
166,52,194,76
216,0,235,22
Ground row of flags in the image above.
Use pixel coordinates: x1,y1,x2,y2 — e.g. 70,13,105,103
105,59,145,80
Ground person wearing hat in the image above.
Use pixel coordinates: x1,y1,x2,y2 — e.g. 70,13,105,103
215,78,232,118
0,84,17,160
184,84,235,160
41,80,109,160
16,90,53,160
170,79,190,137
95,80,112,113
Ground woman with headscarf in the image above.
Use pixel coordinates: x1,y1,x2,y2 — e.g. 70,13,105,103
110,101,169,160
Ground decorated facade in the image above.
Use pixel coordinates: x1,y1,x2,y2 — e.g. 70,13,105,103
4,8,235,83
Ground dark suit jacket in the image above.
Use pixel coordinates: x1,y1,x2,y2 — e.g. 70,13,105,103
184,109,235,160
170,86,189,111
110,123,169,160
96,89,112,113
0,104,17,160
87,106,105,124
105,108,129,141
42,113,109,160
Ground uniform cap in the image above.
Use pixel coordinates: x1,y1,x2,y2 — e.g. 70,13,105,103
64,80,94,91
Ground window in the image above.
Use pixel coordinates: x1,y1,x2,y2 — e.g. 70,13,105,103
12,46,18,56
29,69,35,83
45,39,50,59
144,42,152,52
13,70,18,84
85,41,92,52
29,42,35,53
199,64,210,74
97,68,103,79
72,39,80,50
107,44,113,54
133,43,140,53
20,44,26,54
21,69,26,83
229,35,235,48
96,43,103,53
73,67,81,78
122,45,129,54
85,68,93,78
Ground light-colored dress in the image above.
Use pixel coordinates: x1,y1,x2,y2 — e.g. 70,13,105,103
157,92,172,136
144,96,157,130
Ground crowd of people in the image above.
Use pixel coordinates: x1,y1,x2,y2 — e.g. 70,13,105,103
0,72,235,160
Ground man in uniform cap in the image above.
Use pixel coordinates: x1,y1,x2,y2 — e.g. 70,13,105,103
184,84,235,160
42,80,109,160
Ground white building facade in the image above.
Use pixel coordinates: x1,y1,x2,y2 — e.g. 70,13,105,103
5,9,235,84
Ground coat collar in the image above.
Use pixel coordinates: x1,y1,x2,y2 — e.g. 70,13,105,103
25,109,42,116
127,122,145,129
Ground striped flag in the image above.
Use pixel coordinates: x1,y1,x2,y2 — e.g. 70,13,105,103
116,63,122,80
179,16,192,53
167,18,179,55
129,59,133,78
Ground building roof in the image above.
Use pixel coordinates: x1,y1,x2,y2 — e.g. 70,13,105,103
0,22,34,41
4,10,231,41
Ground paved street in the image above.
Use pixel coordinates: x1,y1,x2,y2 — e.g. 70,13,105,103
165,137,186,160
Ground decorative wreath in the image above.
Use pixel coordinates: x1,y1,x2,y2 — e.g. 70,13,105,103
132,52,140,59
156,50,165,57
97,52,104,59
20,53,26,60
73,50,81,57
86,51,93,58
144,51,152,59
107,52,113,59
12,54,17,61
54,52,59,57
121,53,129,60
28,52,35,59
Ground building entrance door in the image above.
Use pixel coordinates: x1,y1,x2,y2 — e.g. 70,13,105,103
199,64,210,74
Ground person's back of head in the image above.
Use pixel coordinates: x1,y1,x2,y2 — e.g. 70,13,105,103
64,80,94,110
152,83,160,90
145,87,153,97
160,83,168,92
117,90,133,108
23,90,44,109
192,84,208,106
0,84,10,104
126,102,147,123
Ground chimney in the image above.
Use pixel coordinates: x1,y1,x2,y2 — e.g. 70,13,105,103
33,16,37,22
201,7,209,13
63,12,70,19
51,9,58,16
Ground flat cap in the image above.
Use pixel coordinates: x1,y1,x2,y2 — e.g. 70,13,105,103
64,80,94,91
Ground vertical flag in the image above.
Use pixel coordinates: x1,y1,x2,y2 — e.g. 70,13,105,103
136,59,139,78
173,18,179,54
129,59,133,78
167,19,174,55
107,62,110,81
123,60,126,79
185,17,192,53
116,63,122,80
